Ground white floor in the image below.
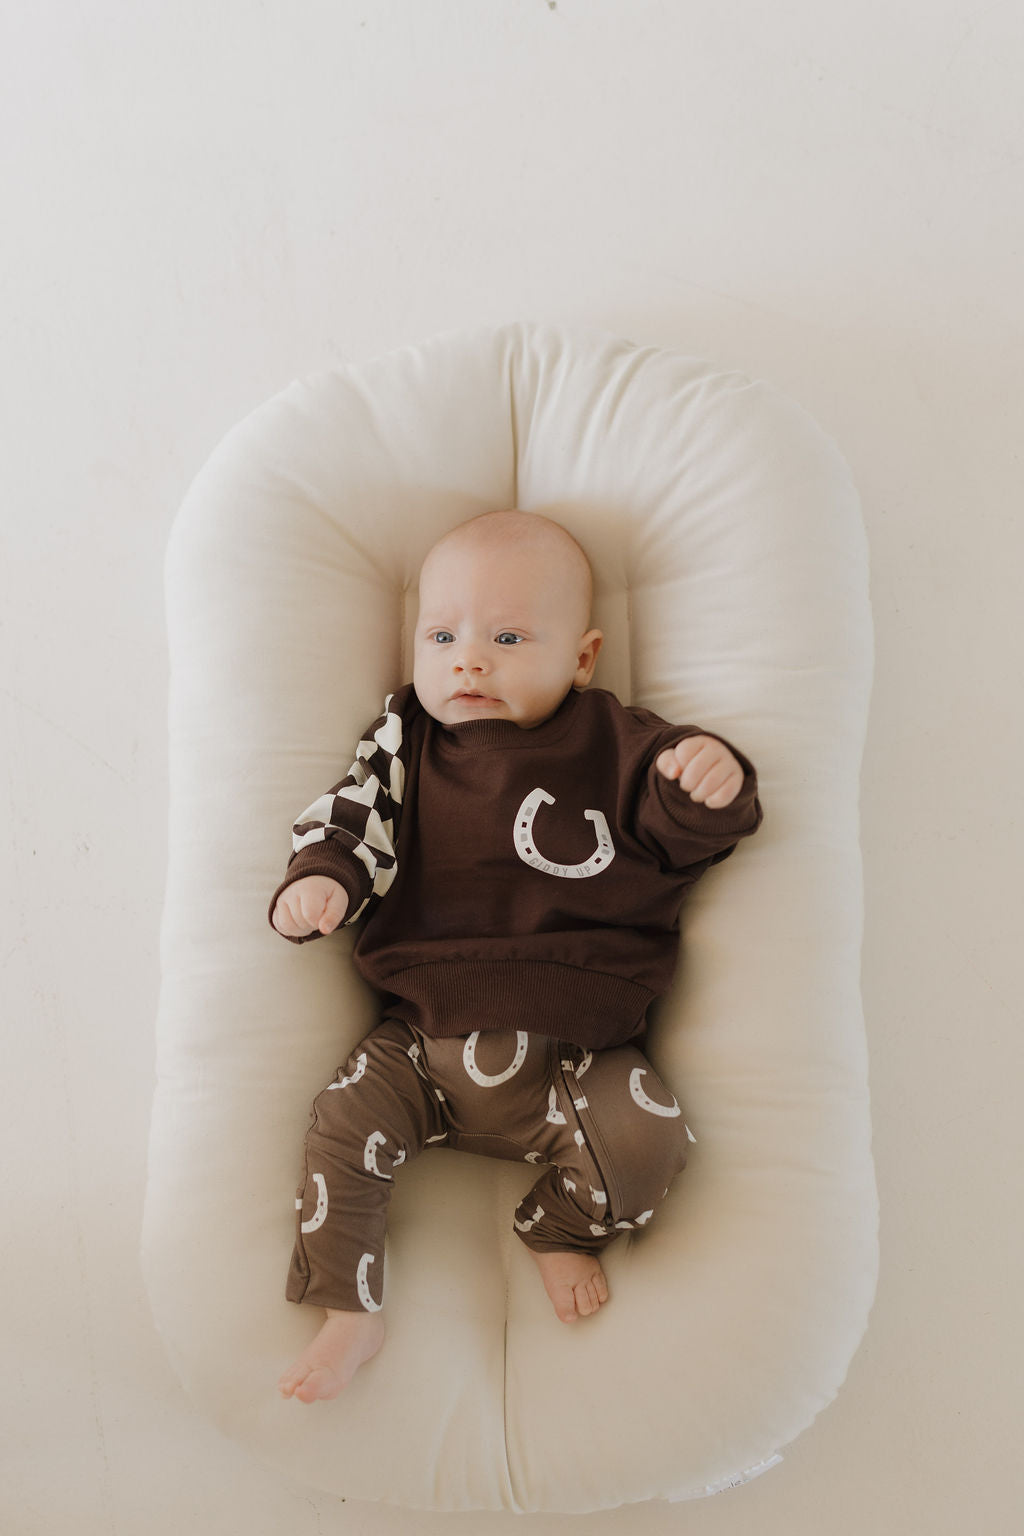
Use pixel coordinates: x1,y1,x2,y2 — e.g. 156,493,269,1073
2,3,1021,1533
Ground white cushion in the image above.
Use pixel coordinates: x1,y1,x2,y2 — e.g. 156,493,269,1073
143,321,877,1512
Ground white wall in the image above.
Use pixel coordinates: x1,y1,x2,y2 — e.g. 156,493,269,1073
2,2,1021,1532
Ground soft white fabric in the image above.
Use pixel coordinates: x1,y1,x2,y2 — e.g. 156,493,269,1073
144,321,877,1513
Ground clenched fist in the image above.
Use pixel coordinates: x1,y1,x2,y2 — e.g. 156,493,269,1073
655,735,744,810
272,875,349,938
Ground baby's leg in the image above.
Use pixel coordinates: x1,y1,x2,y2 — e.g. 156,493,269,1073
408,1030,615,1324
514,1042,690,1322
280,1019,444,1401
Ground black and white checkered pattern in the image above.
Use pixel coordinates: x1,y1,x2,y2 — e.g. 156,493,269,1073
291,694,406,923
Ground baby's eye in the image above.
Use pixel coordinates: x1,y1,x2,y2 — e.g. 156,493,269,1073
495,632,523,645
432,630,455,645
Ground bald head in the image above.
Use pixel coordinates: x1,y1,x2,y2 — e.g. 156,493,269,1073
420,511,594,633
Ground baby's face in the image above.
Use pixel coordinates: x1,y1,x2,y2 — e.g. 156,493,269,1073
413,537,602,730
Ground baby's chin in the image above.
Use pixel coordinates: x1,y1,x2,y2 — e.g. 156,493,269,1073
415,683,571,730
437,695,513,725
421,692,535,729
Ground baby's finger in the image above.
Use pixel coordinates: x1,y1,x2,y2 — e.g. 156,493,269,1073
702,769,743,809
296,886,329,933
688,759,740,805
318,886,348,934
657,736,707,779
678,742,720,796
272,898,308,938
655,747,682,780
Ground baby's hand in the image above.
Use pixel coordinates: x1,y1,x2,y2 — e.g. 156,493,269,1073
655,735,744,809
273,876,349,938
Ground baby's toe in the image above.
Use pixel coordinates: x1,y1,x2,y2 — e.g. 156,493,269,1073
578,1273,609,1316
278,1367,303,1399
577,1281,599,1315
295,1365,341,1403
552,1283,579,1323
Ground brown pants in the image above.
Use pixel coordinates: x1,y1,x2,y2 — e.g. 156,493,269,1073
287,1018,691,1313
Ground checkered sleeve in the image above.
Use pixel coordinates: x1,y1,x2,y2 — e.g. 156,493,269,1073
269,692,407,939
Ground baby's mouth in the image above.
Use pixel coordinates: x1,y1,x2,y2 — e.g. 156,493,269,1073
452,690,502,705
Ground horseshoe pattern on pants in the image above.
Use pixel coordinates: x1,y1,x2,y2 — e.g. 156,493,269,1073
356,1252,382,1312
364,1131,395,1179
629,1067,682,1118
514,1204,545,1233
299,1172,328,1233
463,1030,529,1086
327,1053,366,1091
513,789,615,878
546,1085,567,1125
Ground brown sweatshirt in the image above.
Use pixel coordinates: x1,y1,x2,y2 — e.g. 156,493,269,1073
269,684,762,1050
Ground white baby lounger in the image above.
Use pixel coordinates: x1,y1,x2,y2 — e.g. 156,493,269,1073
144,321,877,1513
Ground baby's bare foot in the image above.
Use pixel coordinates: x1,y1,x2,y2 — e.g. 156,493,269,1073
278,1308,385,1402
529,1249,609,1323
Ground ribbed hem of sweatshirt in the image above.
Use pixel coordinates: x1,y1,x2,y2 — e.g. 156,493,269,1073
378,960,656,1051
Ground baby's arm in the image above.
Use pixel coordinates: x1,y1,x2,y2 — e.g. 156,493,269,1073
268,688,413,944
633,721,762,871
272,876,349,940
654,735,744,810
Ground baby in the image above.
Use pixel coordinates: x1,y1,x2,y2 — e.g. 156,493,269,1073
272,510,762,1402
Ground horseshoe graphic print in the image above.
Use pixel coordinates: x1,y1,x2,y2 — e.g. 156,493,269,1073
356,1252,382,1312
629,1067,682,1118
545,1085,567,1125
326,1053,366,1090
463,1031,529,1087
364,1131,396,1179
514,789,615,878
514,1205,545,1233
299,1173,328,1233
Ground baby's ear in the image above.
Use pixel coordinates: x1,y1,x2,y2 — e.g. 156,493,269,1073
575,629,604,687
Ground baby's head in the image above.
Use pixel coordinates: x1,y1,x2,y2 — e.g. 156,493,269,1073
413,510,603,729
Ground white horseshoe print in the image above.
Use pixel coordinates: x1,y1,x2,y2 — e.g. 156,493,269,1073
463,1030,529,1087
546,1085,567,1125
407,1043,430,1082
629,1067,682,1118
561,1051,592,1079
299,1173,328,1233
356,1252,382,1312
514,789,615,879
514,1204,545,1233
614,1210,653,1229
364,1131,394,1180
327,1052,367,1090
